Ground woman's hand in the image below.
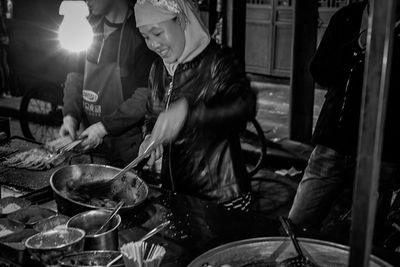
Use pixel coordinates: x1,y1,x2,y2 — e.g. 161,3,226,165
149,98,188,145
59,115,78,140
80,122,108,151
139,135,163,167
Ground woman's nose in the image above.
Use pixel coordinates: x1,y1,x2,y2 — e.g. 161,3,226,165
151,40,160,49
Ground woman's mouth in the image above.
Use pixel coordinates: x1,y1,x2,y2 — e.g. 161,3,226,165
158,49,169,58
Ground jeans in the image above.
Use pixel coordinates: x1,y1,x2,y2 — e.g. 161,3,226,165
289,144,400,231
289,145,356,230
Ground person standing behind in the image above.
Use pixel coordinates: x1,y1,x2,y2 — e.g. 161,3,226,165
289,0,400,236
60,0,156,166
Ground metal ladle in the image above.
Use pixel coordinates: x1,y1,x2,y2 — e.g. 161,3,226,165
279,217,319,267
94,201,124,235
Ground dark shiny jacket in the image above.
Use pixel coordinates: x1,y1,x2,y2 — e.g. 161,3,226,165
145,42,257,203
311,2,367,156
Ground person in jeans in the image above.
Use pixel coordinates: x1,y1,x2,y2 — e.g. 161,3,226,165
289,1,400,236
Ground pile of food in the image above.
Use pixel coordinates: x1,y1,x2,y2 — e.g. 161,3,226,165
0,203,21,214
0,224,14,238
63,174,140,209
1,148,64,170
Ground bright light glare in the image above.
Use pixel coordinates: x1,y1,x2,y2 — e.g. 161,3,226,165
58,1,93,52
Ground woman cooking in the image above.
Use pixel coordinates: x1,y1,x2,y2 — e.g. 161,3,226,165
136,0,257,211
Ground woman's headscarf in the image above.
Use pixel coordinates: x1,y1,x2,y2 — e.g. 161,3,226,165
135,0,211,75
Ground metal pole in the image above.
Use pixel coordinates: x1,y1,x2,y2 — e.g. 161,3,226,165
349,0,397,265
225,0,246,60
289,0,318,143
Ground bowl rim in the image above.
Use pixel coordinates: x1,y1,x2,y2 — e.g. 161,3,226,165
24,227,86,250
58,250,124,267
66,210,121,237
49,164,149,211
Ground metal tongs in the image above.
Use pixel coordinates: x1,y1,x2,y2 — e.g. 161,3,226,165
279,217,319,267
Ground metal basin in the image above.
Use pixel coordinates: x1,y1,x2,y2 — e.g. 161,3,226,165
188,237,393,267
50,164,148,216
67,210,121,251
25,227,85,266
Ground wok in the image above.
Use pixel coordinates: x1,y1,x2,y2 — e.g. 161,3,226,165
50,164,148,216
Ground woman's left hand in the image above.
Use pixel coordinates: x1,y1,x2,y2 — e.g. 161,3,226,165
149,98,188,145
80,122,108,151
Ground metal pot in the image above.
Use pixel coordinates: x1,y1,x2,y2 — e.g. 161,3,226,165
50,164,148,216
67,210,121,251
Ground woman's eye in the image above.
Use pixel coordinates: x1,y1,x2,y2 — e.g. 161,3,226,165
154,32,162,37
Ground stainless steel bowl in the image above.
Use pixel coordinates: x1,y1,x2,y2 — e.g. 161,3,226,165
58,250,124,267
50,164,148,216
67,210,121,251
25,227,85,266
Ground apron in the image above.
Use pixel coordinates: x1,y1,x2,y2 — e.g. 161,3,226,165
82,12,141,166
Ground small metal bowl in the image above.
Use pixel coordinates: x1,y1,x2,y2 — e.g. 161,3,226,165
67,210,121,251
58,250,124,267
0,218,25,239
33,214,70,232
0,197,31,217
25,227,85,266
7,205,57,227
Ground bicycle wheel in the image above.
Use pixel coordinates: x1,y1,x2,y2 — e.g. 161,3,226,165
19,83,63,143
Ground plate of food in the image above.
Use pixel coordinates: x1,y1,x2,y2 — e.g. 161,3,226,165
0,218,25,239
7,205,57,227
0,197,31,217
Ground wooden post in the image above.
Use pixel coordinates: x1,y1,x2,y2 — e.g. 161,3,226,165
349,0,397,266
288,0,318,143
225,0,246,61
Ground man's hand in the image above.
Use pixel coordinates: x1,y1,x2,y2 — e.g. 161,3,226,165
148,98,188,145
59,115,78,140
80,122,108,151
138,135,163,167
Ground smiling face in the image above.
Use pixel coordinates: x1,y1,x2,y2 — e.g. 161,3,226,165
139,18,186,64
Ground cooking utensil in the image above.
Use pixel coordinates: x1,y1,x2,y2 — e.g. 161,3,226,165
279,217,318,267
106,220,171,267
67,210,122,251
94,201,124,235
75,141,156,197
50,164,149,216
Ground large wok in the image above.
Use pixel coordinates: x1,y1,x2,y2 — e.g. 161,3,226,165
50,164,148,216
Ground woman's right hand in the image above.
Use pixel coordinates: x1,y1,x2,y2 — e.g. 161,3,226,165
139,135,163,167
59,115,78,140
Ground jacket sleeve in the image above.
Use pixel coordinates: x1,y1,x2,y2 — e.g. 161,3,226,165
186,49,257,134
102,86,150,136
62,72,84,122
310,9,363,87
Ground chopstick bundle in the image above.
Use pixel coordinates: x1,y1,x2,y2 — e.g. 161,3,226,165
121,241,166,267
